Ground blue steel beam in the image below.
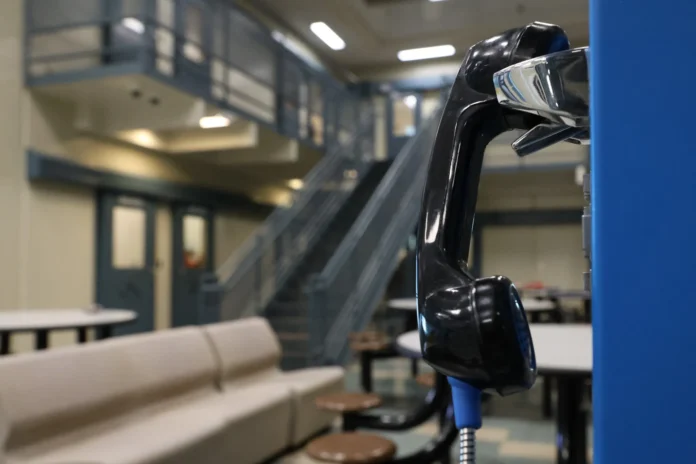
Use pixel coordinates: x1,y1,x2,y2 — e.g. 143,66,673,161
591,0,696,462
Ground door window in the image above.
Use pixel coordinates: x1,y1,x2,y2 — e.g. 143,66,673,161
183,214,207,269
112,205,147,269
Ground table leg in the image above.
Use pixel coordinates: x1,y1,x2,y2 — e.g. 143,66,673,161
543,375,553,418
1,332,9,355
360,352,373,393
404,312,418,332
35,330,49,350
96,325,113,340
343,413,359,432
77,328,88,344
556,375,587,464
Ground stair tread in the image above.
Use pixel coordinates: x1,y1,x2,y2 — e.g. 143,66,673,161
263,161,393,362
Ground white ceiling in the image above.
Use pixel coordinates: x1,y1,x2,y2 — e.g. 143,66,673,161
241,0,589,71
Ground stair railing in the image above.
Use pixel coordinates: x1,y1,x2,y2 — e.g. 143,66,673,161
306,103,444,365
207,110,376,322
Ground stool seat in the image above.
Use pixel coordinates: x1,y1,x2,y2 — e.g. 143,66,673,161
415,372,436,388
306,432,397,464
350,339,391,352
315,392,382,413
349,331,385,341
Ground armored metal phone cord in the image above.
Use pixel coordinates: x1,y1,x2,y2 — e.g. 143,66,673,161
460,428,475,464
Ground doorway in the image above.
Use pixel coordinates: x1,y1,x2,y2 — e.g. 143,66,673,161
175,0,212,92
171,204,214,327
103,0,147,65
96,193,156,335
387,92,422,159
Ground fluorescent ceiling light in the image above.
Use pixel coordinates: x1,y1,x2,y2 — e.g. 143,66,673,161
404,95,418,109
121,17,145,34
199,114,231,129
310,22,346,51
398,44,455,62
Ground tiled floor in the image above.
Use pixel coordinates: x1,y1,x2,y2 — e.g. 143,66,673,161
277,358,592,463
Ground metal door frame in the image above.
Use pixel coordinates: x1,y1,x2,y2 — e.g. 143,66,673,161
95,191,156,334
171,203,215,326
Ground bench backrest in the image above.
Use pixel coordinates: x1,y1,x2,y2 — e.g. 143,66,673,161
0,327,218,451
202,317,282,383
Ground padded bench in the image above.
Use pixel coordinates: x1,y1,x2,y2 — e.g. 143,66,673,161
203,317,344,446
0,327,238,464
0,318,345,464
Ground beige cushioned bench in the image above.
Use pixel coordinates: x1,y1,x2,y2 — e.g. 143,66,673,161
203,317,344,445
0,326,293,464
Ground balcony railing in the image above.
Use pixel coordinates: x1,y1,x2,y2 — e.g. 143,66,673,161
25,0,363,151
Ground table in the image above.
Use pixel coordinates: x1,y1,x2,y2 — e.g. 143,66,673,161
0,308,137,354
390,297,558,319
523,289,592,322
397,325,592,464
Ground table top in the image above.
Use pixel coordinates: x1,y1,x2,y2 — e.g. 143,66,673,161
389,297,556,312
396,324,592,373
0,309,137,332
522,288,591,300
388,298,418,311
521,299,557,311
396,331,422,358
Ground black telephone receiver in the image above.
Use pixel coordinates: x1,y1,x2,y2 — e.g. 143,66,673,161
416,22,571,396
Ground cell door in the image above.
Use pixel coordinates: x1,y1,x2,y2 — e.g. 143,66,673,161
96,193,156,335
175,0,212,92
171,205,214,327
387,92,422,159
104,0,148,64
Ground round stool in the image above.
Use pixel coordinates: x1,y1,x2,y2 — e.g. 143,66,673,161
315,392,382,413
306,432,397,464
350,338,391,352
349,331,388,342
415,372,436,388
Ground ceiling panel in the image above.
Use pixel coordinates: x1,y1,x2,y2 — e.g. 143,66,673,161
243,0,589,69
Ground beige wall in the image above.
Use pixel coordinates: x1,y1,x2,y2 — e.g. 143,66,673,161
477,170,586,302
0,0,100,352
214,211,267,270
154,205,173,331
478,170,585,211
0,0,270,353
481,224,586,293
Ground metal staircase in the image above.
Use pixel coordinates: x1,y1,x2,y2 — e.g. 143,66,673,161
264,161,392,370
202,112,376,326
306,103,444,366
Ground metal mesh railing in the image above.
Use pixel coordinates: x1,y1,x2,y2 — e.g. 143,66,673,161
212,112,376,321
307,103,444,365
25,0,340,148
